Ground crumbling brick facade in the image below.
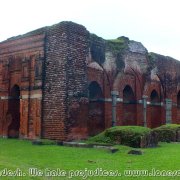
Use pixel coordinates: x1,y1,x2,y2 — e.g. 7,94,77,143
0,21,180,140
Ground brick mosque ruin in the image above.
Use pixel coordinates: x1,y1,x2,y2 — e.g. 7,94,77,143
0,21,180,140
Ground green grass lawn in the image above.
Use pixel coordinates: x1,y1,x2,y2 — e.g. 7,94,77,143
0,138,180,180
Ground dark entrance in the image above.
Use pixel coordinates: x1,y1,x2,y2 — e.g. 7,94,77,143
8,85,20,138
150,90,161,128
177,91,180,108
88,81,104,136
122,85,137,125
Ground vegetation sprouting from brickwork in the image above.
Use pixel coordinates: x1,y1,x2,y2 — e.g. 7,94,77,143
106,36,129,70
106,36,129,54
147,52,158,70
90,33,106,64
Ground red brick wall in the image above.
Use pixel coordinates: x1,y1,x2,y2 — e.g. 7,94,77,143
0,21,180,141
88,101,105,136
136,103,144,126
0,30,45,139
122,104,137,125
42,22,89,140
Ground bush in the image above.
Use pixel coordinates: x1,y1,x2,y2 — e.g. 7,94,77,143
88,126,158,148
86,131,113,145
152,124,180,142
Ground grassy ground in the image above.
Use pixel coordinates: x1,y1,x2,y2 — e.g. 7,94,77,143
0,138,180,180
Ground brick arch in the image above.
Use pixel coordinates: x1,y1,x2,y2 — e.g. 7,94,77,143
88,79,104,95
87,65,104,96
122,85,137,126
123,85,135,102
8,84,21,138
143,82,163,102
148,88,162,128
176,84,180,104
88,81,105,136
150,89,160,103
88,81,104,99
177,91,180,107
10,81,21,89
113,72,137,99
10,84,20,98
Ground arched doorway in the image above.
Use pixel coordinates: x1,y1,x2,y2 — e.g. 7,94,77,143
122,85,137,125
88,81,104,136
150,90,161,128
89,81,103,99
8,85,20,138
177,91,180,108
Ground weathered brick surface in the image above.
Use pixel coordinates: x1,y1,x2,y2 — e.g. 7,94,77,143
0,29,45,139
42,22,89,140
0,21,180,141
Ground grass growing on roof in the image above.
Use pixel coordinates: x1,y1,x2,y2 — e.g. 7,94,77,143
107,36,129,54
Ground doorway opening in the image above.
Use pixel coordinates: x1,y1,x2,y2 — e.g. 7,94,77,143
8,85,20,138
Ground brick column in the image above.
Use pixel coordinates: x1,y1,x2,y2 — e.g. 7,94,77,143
142,95,148,127
111,91,119,127
165,98,172,124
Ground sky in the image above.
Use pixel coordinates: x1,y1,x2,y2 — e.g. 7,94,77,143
0,0,180,60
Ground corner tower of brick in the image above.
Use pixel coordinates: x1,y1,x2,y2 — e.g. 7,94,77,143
42,22,90,140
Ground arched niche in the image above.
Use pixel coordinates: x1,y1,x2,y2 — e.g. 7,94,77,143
150,89,161,128
177,91,180,108
8,85,20,138
88,81,103,99
88,81,104,136
122,85,137,125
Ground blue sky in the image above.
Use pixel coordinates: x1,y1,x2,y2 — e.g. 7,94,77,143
1,0,180,60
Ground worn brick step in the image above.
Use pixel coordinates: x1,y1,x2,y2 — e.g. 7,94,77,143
59,141,119,153
61,142,93,148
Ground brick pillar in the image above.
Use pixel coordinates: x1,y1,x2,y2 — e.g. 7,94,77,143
111,91,119,127
142,95,148,127
165,99,172,124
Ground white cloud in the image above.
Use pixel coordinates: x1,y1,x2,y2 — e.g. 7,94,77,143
0,0,180,60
